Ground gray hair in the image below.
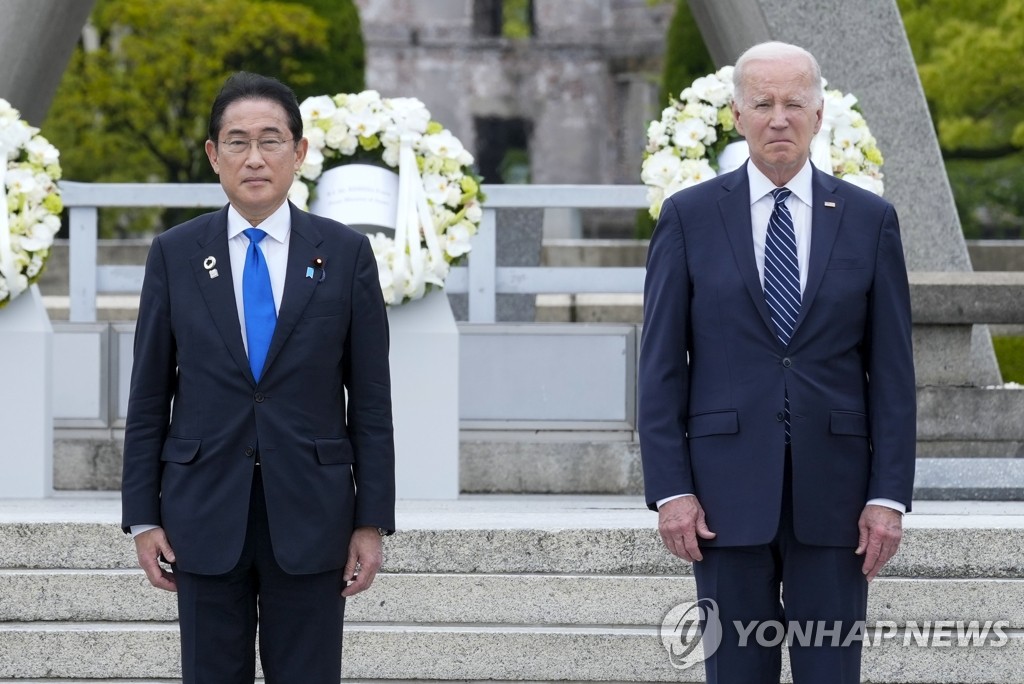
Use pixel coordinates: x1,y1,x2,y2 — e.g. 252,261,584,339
733,41,823,106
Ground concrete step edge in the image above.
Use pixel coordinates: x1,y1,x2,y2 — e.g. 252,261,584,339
3,574,1024,626
1,625,1022,683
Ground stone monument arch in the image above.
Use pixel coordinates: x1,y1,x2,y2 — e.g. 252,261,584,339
688,0,1000,386
0,0,95,126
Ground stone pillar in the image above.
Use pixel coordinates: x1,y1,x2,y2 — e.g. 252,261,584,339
388,290,459,499
0,0,95,125
687,0,1000,386
0,287,54,498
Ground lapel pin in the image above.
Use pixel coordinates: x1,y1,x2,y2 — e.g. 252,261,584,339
209,269,219,279
203,256,218,278
312,257,326,283
824,201,836,208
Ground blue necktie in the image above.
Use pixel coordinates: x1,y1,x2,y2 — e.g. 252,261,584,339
763,187,800,442
243,228,276,382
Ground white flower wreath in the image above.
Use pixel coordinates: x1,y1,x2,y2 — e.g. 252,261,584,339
641,66,885,220
0,98,62,308
289,91,484,306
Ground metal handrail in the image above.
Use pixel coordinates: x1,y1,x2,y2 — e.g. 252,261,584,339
58,181,650,323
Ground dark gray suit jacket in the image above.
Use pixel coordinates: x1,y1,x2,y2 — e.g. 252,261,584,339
121,202,395,575
638,163,916,548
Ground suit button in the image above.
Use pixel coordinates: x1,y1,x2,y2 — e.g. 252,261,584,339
254,392,264,403
776,412,785,422
782,358,792,368
244,446,254,457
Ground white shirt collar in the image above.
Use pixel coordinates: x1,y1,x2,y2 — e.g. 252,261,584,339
746,159,814,209
226,201,291,243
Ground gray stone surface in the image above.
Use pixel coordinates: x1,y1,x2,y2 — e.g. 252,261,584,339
448,208,542,322
4,496,1024,578
917,441,1024,459
37,239,151,297
0,1,94,125
910,272,1024,324
3,497,1024,681
52,435,123,490
5,570,1024,628
918,388,1024,443
52,426,1024,497
969,240,1024,272
358,0,670,187
915,458,1024,500
460,440,643,494
912,325,975,386
2,622,1023,682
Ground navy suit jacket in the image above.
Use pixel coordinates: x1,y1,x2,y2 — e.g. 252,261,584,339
638,163,916,548
121,202,395,575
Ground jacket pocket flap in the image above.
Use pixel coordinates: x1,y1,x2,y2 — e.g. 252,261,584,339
160,437,200,463
830,410,869,436
687,410,739,438
315,437,355,465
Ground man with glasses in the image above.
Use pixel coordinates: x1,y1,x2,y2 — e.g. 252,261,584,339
121,72,395,683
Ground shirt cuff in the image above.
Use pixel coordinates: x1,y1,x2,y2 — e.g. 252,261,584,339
130,524,160,538
656,493,694,510
866,498,906,514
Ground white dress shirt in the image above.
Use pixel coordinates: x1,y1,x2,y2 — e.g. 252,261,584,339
227,201,291,348
131,202,292,538
657,162,904,515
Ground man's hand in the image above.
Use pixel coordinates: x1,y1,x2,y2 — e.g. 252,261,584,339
658,496,716,562
342,527,383,597
855,504,903,582
134,527,177,592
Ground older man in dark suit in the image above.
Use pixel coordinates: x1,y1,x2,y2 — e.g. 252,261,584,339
121,72,395,684
639,43,916,683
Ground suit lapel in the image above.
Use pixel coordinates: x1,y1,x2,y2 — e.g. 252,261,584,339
259,203,325,378
792,169,843,336
190,206,253,382
718,165,777,338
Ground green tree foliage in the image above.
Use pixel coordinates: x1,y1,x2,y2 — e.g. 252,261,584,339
898,0,1024,237
253,0,365,100
660,0,714,106
44,0,364,234
900,0,1024,157
47,0,329,187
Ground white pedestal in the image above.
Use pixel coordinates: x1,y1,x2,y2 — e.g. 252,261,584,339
387,289,459,499
0,285,53,497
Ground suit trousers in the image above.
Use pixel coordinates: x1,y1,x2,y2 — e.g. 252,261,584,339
693,451,868,684
174,466,347,684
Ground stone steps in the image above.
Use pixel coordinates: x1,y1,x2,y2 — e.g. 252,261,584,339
6,569,1024,625
3,621,1022,682
1,496,1023,682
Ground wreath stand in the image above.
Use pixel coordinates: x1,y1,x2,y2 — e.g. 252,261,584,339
312,164,459,499
0,285,53,497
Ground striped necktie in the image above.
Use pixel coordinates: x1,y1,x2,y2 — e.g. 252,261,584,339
763,187,800,443
764,187,800,344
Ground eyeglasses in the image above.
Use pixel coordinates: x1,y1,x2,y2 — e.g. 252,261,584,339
218,138,294,155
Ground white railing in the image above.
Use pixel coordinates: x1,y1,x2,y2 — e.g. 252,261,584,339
59,182,650,323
